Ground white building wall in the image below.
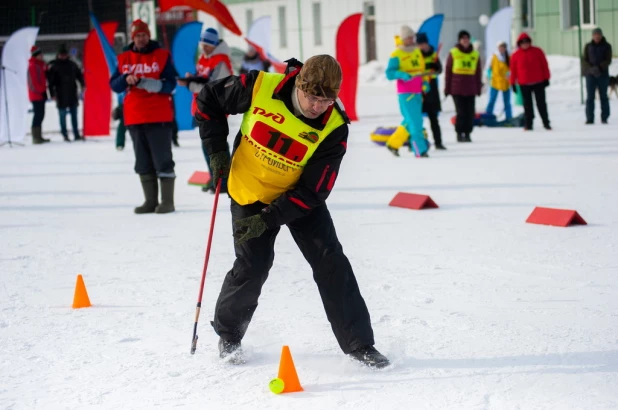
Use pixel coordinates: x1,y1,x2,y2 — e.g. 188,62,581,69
197,0,493,67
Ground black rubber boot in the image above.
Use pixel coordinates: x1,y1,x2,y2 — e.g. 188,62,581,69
31,126,49,144
155,177,175,214
134,174,159,214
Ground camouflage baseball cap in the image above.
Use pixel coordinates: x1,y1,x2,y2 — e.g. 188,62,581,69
295,55,342,99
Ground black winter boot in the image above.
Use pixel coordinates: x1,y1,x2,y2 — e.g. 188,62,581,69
218,338,244,364
134,174,159,214
349,345,390,369
155,177,175,214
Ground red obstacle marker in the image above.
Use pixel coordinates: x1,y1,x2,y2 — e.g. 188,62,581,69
389,193,438,210
526,207,587,227
188,171,211,187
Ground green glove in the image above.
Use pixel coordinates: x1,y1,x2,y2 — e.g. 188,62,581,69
233,214,268,245
209,151,230,187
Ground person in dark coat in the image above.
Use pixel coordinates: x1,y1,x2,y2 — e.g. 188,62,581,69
582,28,612,124
444,30,482,143
417,32,445,150
47,44,85,141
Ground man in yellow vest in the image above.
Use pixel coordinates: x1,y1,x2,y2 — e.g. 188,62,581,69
417,32,446,150
444,30,482,142
195,55,389,369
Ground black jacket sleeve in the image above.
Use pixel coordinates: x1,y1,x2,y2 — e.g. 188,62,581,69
600,43,613,72
195,70,261,155
261,119,349,228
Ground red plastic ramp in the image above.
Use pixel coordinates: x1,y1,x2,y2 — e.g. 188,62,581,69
388,193,439,210
526,207,587,227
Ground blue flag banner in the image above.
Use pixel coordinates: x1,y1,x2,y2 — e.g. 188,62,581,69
417,14,444,51
172,21,203,131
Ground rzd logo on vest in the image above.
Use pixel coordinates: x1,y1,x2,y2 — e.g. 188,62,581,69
253,107,285,124
121,63,161,75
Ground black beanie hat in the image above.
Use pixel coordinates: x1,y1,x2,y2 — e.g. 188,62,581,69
458,30,471,40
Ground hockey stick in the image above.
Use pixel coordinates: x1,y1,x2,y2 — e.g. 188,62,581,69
191,177,223,355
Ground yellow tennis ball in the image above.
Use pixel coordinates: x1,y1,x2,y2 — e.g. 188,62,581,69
269,377,285,394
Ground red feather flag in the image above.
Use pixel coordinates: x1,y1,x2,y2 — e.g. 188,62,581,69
83,21,118,137
159,0,242,36
336,13,362,121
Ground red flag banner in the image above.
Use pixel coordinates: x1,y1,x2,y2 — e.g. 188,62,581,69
336,13,362,121
83,21,118,137
159,0,242,36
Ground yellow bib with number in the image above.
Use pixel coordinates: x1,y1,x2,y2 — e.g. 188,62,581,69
228,71,345,205
450,48,479,75
390,46,425,75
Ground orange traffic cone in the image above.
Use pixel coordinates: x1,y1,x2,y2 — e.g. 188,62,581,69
72,274,91,309
277,345,303,393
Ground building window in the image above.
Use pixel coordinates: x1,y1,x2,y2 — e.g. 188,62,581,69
522,0,534,28
563,0,596,28
312,3,322,46
246,9,254,32
278,6,287,48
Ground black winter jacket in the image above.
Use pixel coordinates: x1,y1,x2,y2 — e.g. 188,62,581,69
47,58,85,108
582,37,613,76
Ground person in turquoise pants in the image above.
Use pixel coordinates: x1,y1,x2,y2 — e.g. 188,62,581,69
385,25,429,157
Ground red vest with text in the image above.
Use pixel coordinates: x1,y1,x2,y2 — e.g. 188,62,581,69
191,54,233,115
118,48,174,125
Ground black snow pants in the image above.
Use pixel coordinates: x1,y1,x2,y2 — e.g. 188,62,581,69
212,200,375,354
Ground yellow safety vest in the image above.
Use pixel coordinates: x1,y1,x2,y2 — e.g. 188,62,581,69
422,52,438,79
450,47,479,75
390,47,426,76
228,71,345,205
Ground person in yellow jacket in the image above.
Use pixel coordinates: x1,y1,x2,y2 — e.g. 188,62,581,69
195,55,390,369
485,41,513,120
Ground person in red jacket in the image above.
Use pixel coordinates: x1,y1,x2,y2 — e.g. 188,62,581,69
27,46,50,144
110,19,178,214
444,30,482,143
510,33,551,130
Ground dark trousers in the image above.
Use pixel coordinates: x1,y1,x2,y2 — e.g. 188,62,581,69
585,74,610,122
128,122,175,177
520,83,550,129
213,200,375,354
452,95,476,135
116,115,126,148
425,108,442,145
58,105,79,138
32,101,45,127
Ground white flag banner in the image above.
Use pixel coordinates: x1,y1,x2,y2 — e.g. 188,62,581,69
484,7,513,117
0,27,39,145
247,16,271,54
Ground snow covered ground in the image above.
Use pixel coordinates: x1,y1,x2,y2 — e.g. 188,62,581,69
1,56,617,409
